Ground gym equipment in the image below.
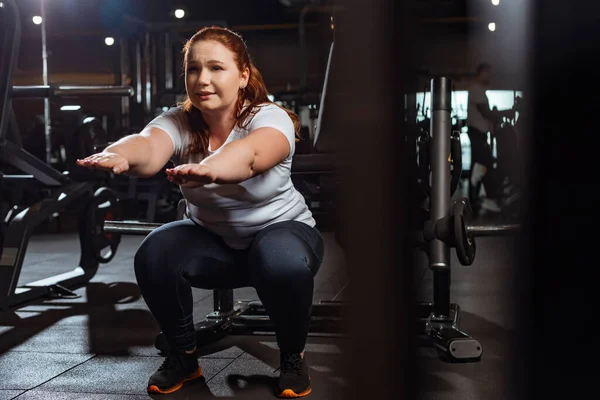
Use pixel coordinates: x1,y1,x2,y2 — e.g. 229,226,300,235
415,77,521,362
11,86,134,98
418,129,462,197
0,0,130,310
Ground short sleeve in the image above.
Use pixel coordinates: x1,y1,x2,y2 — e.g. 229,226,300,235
144,107,188,158
248,105,296,155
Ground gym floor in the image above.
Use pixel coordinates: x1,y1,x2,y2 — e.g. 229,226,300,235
0,198,518,400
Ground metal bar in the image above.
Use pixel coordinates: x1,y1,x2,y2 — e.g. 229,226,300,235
11,85,135,98
120,38,131,131
40,0,51,165
144,32,152,115
0,0,21,142
164,32,173,90
0,141,66,186
135,40,142,104
429,77,452,271
429,77,453,319
466,224,521,237
104,220,161,235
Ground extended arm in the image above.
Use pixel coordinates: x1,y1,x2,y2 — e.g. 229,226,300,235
167,127,290,186
78,127,174,178
477,103,515,124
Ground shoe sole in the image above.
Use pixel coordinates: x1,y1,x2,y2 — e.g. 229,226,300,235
147,367,203,394
277,387,312,398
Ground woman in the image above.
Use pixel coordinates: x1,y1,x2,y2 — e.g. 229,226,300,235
77,26,323,398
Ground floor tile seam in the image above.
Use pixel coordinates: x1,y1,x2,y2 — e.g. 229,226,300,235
11,354,98,398
204,351,246,384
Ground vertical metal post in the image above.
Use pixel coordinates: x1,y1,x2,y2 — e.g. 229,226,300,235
429,77,452,318
213,289,234,314
151,33,158,108
135,40,142,105
144,32,152,115
40,0,51,165
119,38,130,131
165,32,173,90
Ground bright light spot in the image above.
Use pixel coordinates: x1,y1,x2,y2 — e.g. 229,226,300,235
174,9,185,19
267,94,275,102
162,106,169,112
83,117,96,123
0,3,4,8
491,0,500,5
32,16,42,25
105,37,115,46
60,105,81,111
488,22,496,32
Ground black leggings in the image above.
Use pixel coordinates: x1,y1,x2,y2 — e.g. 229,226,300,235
134,219,324,354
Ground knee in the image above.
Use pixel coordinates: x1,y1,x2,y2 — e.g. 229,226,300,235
249,231,317,285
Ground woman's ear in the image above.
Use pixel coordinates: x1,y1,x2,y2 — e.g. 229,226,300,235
240,67,250,89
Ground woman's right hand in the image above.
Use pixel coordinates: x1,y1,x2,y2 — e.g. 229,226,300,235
76,152,130,174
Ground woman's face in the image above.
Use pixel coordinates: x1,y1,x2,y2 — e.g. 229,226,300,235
185,40,249,115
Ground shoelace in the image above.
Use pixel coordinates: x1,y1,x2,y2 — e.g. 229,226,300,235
280,353,304,375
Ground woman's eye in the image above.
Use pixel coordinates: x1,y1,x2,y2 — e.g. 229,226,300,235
187,67,198,72
212,66,222,71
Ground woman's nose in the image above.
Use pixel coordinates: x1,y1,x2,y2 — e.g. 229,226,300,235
197,70,210,86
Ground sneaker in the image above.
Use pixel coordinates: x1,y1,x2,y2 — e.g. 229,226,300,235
276,353,311,398
480,197,502,213
147,351,203,394
503,188,522,207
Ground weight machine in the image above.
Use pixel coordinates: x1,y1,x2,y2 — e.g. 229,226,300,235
0,0,127,310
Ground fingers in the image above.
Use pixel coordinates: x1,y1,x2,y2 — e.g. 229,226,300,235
166,164,196,176
76,153,128,173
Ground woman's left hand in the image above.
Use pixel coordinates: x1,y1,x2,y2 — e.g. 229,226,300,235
166,164,217,188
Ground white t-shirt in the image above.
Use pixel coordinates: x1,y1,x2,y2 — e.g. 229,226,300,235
146,103,316,249
467,83,492,133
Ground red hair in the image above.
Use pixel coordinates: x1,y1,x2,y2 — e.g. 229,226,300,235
179,26,300,155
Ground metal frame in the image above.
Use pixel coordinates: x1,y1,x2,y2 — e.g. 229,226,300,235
0,182,98,310
0,0,20,142
417,77,482,362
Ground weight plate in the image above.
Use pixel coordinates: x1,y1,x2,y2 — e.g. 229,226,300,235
453,198,476,265
86,187,121,264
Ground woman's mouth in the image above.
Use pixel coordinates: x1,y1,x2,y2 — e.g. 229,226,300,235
196,92,215,99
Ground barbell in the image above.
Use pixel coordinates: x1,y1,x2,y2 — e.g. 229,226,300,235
104,198,521,267
11,85,134,98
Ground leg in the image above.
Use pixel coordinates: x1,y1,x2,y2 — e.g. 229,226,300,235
134,219,247,352
134,219,248,394
246,221,324,398
468,129,502,202
247,221,324,353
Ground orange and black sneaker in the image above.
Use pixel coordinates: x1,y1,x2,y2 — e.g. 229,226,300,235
276,352,312,398
147,350,203,394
